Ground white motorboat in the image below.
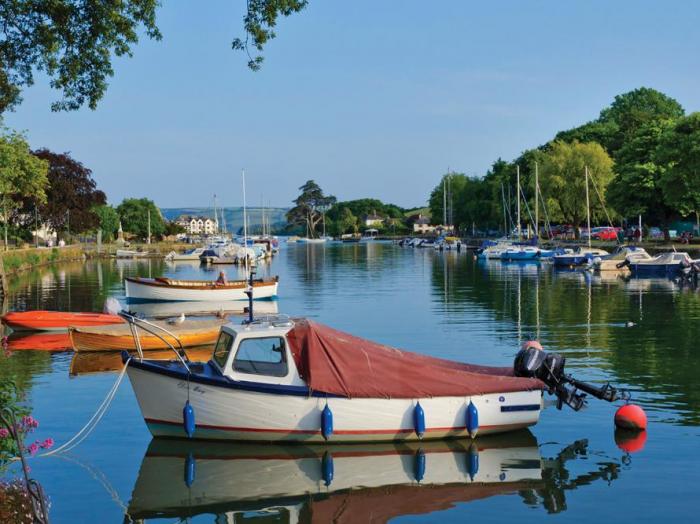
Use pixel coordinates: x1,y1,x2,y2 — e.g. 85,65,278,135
124,276,279,302
115,249,149,259
164,247,205,261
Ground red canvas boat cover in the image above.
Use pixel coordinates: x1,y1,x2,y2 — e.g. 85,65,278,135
287,320,543,399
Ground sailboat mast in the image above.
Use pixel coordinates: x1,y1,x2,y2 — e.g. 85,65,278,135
147,209,151,244
516,165,521,240
501,183,507,235
242,170,249,278
585,165,591,250
443,173,447,226
535,162,539,240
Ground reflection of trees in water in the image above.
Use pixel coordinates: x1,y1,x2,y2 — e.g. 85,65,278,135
5,259,168,314
429,257,700,425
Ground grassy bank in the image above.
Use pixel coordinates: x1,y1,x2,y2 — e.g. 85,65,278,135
0,245,85,275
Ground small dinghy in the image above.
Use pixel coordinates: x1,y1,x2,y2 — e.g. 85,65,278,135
124,276,279,302
122,309,629,443
69,318,226,352
1,310,124,332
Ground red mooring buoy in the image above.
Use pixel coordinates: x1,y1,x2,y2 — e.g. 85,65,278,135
614,404,648,431
615,428,647,453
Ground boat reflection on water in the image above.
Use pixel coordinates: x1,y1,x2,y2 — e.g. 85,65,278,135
69,346,216,376
123,299,279,319
126,430,623,522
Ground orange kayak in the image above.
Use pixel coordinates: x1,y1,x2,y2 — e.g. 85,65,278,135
1,311,124,332
6,333,73,352
69,319,226,352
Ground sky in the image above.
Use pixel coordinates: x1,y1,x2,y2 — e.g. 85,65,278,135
4,0,700,209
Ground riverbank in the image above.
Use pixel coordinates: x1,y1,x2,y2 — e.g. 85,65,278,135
0,245,84,275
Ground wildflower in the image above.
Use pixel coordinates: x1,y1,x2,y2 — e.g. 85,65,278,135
27,442,39,455
20,416,38,429
40,438,54,449
0,428,9,438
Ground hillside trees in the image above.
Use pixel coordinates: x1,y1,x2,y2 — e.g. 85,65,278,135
286,180,336,238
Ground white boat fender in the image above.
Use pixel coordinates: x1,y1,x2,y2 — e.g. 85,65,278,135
322,451,334,487
321,403,333,440
184,452,195,487
467,400,479,438
468,443,480,480
414,448,426,482
413,402,426,439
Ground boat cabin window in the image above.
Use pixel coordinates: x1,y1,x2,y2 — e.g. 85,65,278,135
212,331,235,368
233,336,288,377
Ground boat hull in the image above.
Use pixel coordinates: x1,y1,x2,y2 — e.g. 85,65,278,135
127,361,542,443
69,320,225,352
1,311,124,331
125,277,278,302
629,263,685,277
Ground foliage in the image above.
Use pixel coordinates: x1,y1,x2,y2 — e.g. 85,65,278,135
286,180,336,238
116,198,165,240
656,113,700,219
606,120,676,228
164,220,186,237
331,207,358,235
0,129,49,206
536,141,615,234
0,479,33,524
232,0,308,70
0,0,161,113
12,149,106,236
94,205,120,242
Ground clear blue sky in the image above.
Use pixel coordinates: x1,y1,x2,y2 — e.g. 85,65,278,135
4,0,700,208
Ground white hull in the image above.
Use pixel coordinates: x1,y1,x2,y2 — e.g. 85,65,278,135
126,299,279,318
127,364,541,443
125,279,278,302
116,250,148,258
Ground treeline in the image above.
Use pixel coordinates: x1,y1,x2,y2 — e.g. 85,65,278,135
429,88,700,238
0,123,182,246
286,181,420,236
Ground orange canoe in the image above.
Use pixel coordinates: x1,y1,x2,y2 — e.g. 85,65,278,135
69,319,226,352
6,333,73,352
1,311,124,332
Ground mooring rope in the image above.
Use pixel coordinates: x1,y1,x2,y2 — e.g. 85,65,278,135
39,358,131,457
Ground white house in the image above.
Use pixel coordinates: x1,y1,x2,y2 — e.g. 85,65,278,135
176,215,218,235
363,211,384,228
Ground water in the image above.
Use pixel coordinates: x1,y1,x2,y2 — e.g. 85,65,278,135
1,244,699,522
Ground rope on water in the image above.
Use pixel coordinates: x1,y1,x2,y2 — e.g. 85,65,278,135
39,358,131,457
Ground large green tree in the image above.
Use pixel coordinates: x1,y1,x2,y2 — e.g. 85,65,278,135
536,141,615,236
656,113,700,227
94,204,120,241
0,1,307,113
0,127,48,247
286,180,336,238
606,120,676,234
116,197,164,240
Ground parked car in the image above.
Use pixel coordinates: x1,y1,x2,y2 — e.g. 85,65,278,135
591,227,618,241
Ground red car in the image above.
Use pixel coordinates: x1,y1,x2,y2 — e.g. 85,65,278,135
591,227,618,241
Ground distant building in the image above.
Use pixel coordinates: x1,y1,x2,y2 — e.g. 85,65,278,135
363,211,384,227
411,214,435,234
176,215,218,235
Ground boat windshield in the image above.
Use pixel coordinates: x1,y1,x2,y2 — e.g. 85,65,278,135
233,336,288,377
212,331,235,369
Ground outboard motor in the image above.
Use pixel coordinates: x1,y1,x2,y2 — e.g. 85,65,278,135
514,343,630,411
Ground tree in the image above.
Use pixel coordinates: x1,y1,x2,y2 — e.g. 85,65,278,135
0,127,48,247
606,120,676,235
429,172,468,226
94,204,120,242
0,1,307,113
656,113,700,226
116,198,164,240
286,180,336,238
598,88,684,153
28,149,106,236
334,207,358,235
536,141,615,236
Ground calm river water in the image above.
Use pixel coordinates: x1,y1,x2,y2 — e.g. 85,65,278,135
1,242,699,523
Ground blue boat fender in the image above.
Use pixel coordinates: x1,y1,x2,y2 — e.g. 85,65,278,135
466,400,479,438
184,452,196,487
414,402,426,439
321,403,333,440
322,451,334,487
183,400,195,438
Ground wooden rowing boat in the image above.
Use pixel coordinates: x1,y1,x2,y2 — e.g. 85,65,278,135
69,319,227,352
124,276,279,302
1,310,124,332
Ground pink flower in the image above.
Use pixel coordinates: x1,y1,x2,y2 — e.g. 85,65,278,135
40,438,54,449
0,428,9,438
27,442,39,455
21,415,38,429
